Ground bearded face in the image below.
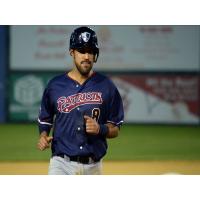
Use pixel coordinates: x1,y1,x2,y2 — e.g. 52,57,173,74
71,49,95,76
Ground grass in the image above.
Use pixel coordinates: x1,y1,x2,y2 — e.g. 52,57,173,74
0,123,200,161
0,124,51,161
105,124,200,160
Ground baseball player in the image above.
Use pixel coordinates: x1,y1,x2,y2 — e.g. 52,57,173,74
37,26,124,175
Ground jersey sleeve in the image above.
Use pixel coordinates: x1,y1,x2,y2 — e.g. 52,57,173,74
38,85,54,135
107,86,124,127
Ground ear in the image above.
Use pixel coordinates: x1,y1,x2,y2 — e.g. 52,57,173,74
94,54,97,63
69,49,74,56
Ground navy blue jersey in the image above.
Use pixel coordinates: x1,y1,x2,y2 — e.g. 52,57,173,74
38,72,124,160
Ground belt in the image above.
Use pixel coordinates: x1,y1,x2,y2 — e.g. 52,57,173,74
56,154,99,164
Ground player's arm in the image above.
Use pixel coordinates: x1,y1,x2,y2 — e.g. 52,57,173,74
105,123,119,138
37,85,54,151
84,116,119,138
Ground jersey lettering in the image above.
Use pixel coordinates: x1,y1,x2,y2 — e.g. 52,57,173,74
57,92,103,113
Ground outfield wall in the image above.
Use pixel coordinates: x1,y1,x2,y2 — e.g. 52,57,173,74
0,25,200,124
7,71,200,124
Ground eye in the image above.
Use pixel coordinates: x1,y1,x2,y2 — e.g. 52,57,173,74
77,49,94,55
77,49,85,54
87,50,94,54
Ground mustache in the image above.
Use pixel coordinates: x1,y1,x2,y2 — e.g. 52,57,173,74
81,60,91,64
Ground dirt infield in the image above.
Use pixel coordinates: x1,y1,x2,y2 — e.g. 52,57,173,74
1,160,200,175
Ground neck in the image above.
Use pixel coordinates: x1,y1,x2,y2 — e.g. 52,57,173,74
68,68,94,85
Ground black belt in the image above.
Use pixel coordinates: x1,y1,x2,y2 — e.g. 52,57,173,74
56,154,99,164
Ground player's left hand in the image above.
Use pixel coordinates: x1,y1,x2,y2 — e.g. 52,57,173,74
84,115,100,135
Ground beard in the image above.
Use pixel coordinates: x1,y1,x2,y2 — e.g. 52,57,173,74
75,60,93,76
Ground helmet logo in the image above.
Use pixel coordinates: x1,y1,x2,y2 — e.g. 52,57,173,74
81,32,91,42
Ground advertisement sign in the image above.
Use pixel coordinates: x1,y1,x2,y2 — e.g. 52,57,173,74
8,72,59,121
114,75,200,124
10,25,200,72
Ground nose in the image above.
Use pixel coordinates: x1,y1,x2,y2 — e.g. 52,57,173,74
84,53,89,59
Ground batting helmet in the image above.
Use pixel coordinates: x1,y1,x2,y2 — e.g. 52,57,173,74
69,26,99,62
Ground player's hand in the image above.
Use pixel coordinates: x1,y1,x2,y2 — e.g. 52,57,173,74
84,115,100,135
37,133,53,151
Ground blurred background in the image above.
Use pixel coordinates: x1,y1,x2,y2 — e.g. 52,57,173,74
0,25,200,174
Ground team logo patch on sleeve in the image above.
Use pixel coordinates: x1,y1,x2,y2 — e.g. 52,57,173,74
57,92,103,113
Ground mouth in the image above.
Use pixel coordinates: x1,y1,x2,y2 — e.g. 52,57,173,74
81,61,91,65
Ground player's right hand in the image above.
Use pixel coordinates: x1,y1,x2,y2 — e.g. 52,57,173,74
37,133,53,151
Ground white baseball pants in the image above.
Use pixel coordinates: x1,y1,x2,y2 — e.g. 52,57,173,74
48,155,102,175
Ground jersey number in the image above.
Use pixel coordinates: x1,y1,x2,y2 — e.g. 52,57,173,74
92,108,100,121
